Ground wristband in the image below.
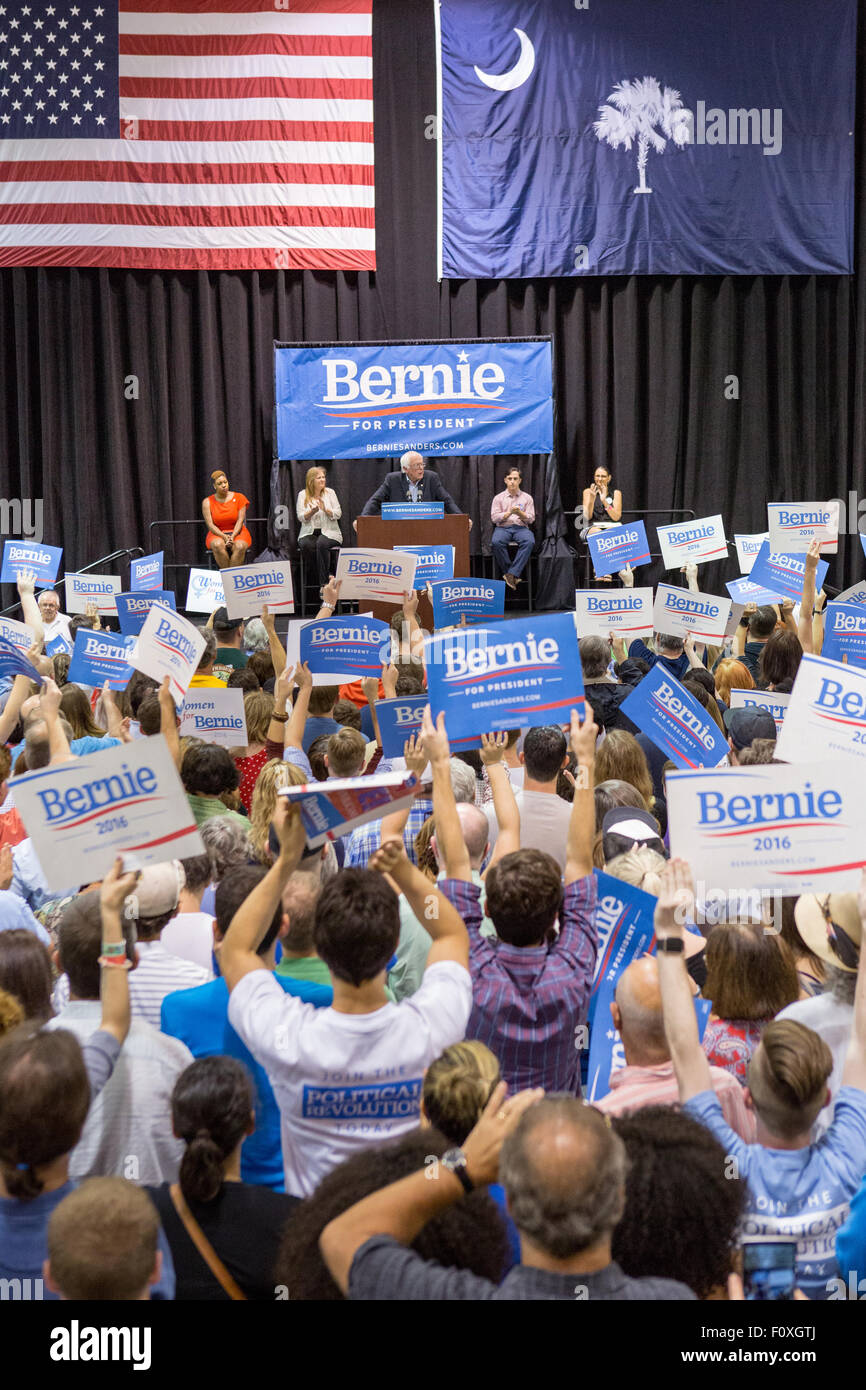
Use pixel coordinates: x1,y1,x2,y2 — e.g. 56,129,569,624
271,711,290,724
656,937,685,954
101,941,127,958
321,603,335,612
99,956,132,970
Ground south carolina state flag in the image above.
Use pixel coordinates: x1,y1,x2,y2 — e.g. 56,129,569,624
436,0,855,277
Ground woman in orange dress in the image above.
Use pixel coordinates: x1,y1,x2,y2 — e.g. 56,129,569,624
202,470,251,568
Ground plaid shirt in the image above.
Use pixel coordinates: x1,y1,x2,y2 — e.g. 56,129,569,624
343,798,434,868
439,875,597,1094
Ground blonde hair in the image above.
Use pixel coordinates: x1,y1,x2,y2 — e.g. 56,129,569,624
249,759,306,861
0,988,24,1038
243,690,274,745
304,466,326,504
422,1042,501,1145
714,658,754,707
605,845,667,896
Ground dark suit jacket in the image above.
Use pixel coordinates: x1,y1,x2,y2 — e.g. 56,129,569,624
360,470,462,516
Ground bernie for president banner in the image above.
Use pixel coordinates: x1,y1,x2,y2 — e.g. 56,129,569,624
274,338,553,460
436,0,855,277
425,612,584,741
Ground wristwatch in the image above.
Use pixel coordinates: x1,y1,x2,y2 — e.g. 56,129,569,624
656,937,685,954
440,1148,475,1194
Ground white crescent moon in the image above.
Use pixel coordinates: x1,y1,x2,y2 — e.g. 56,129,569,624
474,28,535,92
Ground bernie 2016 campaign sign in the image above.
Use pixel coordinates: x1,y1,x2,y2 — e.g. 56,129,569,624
12,735,204,891
0,615,34,654
656,515,727,570
573,589,653,639
776,654,866,766
586,872,657,1103
65,572,122,616
394,545,455,588
375,695,480,757
821,602,866,667
587,522,651,578
725,575,782,606
274,337,554,460
619,665,729,770
652,583,732,644
835,580,866,608
667,762,866,895
729,688,790,735
130,552,164,592
334,548,418,605
130,606,206,708
115,591,177,637
184,568,226,614
68,630,137,691
734,533,769,575
425,613,584,740
0,635,41,684
221,562,295,620
747,543,829,603
430,579,505,627
179,690,248,747
280,772,419,849
382,503,445,522
300,615,390,678
1,540,62,587
768,502,839,555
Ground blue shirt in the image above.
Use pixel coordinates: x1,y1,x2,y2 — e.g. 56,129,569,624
684,1087,866,1300
0,1181,176,1300
301,716,341,755
627,639,690,683
161,971,333,1192
0,889,51,944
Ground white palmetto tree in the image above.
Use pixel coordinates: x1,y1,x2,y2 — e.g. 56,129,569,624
594,77,691,194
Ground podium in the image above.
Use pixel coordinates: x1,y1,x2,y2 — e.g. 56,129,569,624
355,515,470,629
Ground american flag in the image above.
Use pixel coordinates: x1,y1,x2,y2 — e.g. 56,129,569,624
0,0,374,269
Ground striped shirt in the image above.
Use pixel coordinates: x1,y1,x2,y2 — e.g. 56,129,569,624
343,798,433,869
128,940,212,1030
439,875,597,1094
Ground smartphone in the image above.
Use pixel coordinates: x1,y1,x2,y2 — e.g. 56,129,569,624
741,1236,798,1301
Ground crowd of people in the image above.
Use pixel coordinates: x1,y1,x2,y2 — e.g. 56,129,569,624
1,528,866,1308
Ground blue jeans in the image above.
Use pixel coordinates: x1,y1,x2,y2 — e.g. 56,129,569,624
492,526,534,578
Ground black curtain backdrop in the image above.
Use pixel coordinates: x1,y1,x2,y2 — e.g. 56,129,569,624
1,0,866,610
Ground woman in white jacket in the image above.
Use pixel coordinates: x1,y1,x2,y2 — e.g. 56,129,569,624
296,466,343,592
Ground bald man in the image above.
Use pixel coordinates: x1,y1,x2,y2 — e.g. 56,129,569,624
321,1094,695,1299
355,451,469,529
389,802,493,1002
595,955,755,1140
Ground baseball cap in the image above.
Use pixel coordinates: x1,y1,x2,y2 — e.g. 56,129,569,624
212,607,243,632
124,861,184,920
794,894,862,973
602,806,665,862
723,706,777,750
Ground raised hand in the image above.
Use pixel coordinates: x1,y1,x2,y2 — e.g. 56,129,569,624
403,731,427,779
654,858,695,938
568,703,598,766
421,706,450,765
479,731,507,766
100,856,141,915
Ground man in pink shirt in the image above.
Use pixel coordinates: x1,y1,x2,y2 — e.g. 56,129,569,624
490,467,536,590
595,956,756,1142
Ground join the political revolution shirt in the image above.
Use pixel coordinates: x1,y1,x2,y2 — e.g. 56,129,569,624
684,1087,866,1300
227,964,472,1197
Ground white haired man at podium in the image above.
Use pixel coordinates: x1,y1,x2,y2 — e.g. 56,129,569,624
354,452,470,530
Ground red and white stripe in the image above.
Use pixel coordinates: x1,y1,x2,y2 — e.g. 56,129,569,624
0,0,374,270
